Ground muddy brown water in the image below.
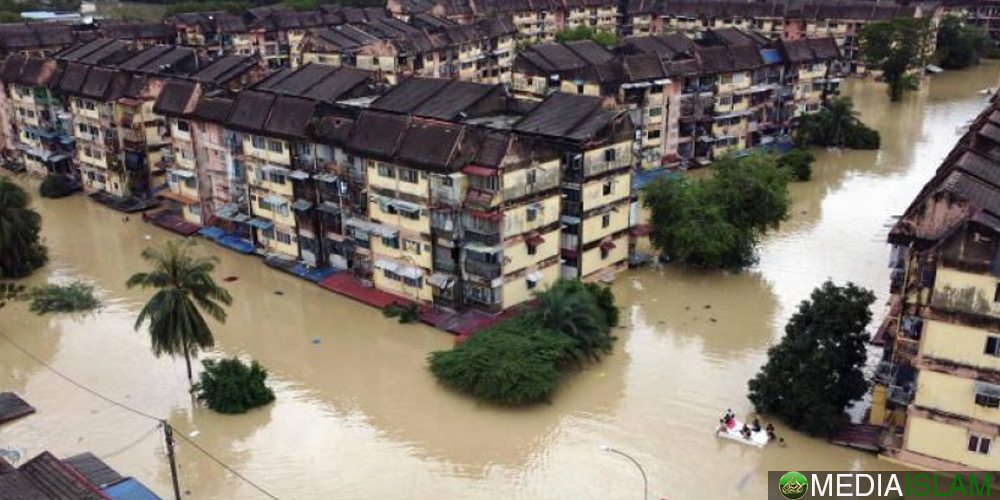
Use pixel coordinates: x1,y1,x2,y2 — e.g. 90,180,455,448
2,65,999,500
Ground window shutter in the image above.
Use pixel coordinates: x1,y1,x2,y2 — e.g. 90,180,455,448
987,337,998,355
969,436,979,452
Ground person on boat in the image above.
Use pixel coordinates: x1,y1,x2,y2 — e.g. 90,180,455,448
717,419,728,435
752,418,761,433
740,424,751,440
766,423,776,441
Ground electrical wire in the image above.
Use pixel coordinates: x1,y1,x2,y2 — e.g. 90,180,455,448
0,331,284,500
172,430,281,500
100,423,163,460
0,331,161,421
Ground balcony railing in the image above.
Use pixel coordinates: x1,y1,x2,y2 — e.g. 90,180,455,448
464,259,502,280
503,170,559,200
582,156,630,178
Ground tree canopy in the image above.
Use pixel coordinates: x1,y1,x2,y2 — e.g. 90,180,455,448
747,281,876,437
554,26,617,48
0,178,48,278
642,153,790,268
795,97,880,150
935,16,992,70
428,280,618,405
777,148,815,182
126,240,233,387
196,357,276,414
860,17,934,101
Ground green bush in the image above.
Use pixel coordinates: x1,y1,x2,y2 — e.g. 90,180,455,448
39,174,77,199
383,302,419,323
429,317,572,405
27,282,100,314
195,357,275,414
428,280,618,405
777,149,815,182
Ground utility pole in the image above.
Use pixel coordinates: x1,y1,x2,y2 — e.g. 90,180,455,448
162,420,182,500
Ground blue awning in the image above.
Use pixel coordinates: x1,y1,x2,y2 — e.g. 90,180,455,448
760,48,782,65
248,218,274,230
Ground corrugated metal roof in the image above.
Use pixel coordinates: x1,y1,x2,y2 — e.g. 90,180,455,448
102,478,162,500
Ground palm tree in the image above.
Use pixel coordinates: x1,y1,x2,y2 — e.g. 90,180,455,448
534,280,612,362
824,97,860,147
0,179,47,278
126,240,233,388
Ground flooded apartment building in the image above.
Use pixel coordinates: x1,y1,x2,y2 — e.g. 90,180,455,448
297,16,516,83
511,28,843,168
870,95,1000,470
150,64,634,311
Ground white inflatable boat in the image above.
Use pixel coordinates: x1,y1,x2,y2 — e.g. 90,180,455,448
715,421,770,448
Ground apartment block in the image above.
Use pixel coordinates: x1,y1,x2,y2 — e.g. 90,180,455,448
871,96,1000,471
0,56,73,177
297,16,516,83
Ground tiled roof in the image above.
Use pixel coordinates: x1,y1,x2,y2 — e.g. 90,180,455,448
371,77,503,121
153,79,199,116
0,452,109,500
63,454,122,489
192,55,259,86
513,92,619,141
348,111,408,159
779,37,841,63
253,64,374,103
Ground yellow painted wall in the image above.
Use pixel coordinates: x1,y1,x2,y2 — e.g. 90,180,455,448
373,266,434,302
503,194,560,235
583,141,632,170
369,199,431,235
254,195,297,228
247,163,294,197
906,416,1000,470
580,233,628,278
371,233,433,270
504,227,560,274
559,80,601,96
932,266,1000,318
915,370,1000,426
367,162,430,199
256,224,299,257
502,261,559,309
582,171,630,211
922,319,1000,371
244,136,291,165
581,206,629,245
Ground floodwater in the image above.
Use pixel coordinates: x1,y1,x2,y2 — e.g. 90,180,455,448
1,64,999,500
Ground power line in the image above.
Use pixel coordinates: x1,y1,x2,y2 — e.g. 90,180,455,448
0,331,284,500
101,423,163,460
172,430,281,500
0,331,161,421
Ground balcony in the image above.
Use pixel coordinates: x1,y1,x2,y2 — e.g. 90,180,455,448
887,385,914,406
582,156,630,178
502,170,559,200
464,259,502,280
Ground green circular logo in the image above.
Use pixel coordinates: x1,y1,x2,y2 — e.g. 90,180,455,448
779,471,808,500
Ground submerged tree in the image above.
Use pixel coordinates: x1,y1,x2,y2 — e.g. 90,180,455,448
747,281,876,437
795,97,880,150
195,357,275,414
777,149,816,182
935,16,991,70
127,240,233,388
860,17,934,101
0,178,47,278
642,153,789,268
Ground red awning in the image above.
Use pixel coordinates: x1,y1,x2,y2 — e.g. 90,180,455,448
467,209,503,221
601,239,617,251
526,231,545,246
462,165,497,177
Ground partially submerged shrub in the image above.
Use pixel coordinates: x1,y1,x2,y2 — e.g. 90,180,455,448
28,282,100,314
383,303,419,323
39,174,77,199
195,357,275,414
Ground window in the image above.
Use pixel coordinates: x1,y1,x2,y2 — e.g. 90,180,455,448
269,172,286,185
276,231,292,245
527,243,538,256
717,96,733,107
276,203,289,217
648,107,663,117
403,276,423,288
378,165,396,178
577,84,584,94
267,140,284,153
526,169,537,185
651,84,663,94
527,205,538,222
84,100,95,110
400,168,418,183
969,434,992,455
604,148,616,163
603,180,613,196
381,235,399,249
600,246,610,259
252,135,266,149
527,277,537,289
994,283,1000,302
176,120,190,132
404,239,422,255
442,176,453,186
988,336,1000,357
647,130,661,140
383,269,400,281
602,213,611,228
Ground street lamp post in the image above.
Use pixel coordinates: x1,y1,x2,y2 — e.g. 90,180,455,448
599,445,648,500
